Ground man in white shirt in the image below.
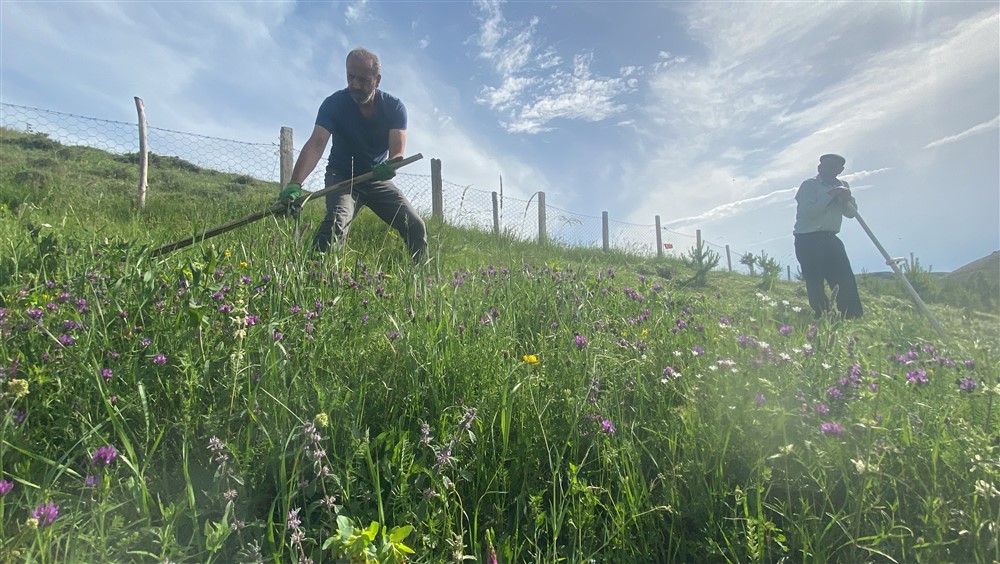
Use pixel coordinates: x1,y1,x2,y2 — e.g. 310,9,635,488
793,154,863,319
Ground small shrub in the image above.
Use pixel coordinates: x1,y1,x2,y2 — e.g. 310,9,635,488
14,169,51,190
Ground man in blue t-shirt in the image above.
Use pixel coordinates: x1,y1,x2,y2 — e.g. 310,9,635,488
793,153,863,319
279,47,427,262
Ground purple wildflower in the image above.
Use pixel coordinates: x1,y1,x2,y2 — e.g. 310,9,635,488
287,507,302,532
779,325,793,336
100,368,113,381
691,346,705,356
31,503,59,527
575,334,588,350
459,408,477,431
0,480,13,495
820,422,844,435
754,393,766,405
26,308,44,320
958,377,977,393
85,474,99,488
387,331,401,341
905,369,929,385
600,418,616,435
152,354,167,365
91,445,119,466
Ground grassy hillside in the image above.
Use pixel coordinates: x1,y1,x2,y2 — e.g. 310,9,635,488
1,128,998,563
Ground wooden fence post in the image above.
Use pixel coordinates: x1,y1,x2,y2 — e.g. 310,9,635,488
696,229,702,249
537,191,547,245
726,244,732,272
491,191,500,239
134,97,148,210
431,158,443,221
655,215,663,258
279,126,293,187
602,211,610,252
787,265,792,281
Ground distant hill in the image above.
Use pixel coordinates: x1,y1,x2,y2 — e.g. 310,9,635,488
861,251,999,280
857,251,999,314
946,250,1000,282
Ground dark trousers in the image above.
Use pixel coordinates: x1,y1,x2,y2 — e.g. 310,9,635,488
312,175,427,262
794,231,863,319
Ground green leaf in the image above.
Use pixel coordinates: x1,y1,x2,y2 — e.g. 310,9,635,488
388,525,413,543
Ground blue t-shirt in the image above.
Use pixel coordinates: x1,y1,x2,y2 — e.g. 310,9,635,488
315,89,407,178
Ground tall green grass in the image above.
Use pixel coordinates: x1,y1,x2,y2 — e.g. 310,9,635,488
0,129,997,562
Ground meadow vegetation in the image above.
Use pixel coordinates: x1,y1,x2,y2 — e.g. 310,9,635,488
1,129,998,562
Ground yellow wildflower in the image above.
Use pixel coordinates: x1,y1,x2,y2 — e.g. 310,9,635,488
240,261,248,269
7,379,29,399
314,413,330,428
224,249,232,258
522,354,540,365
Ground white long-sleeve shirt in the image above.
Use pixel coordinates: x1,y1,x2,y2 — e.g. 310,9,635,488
793,175,857,235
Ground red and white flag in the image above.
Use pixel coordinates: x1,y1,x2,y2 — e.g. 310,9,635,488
663,243,674,250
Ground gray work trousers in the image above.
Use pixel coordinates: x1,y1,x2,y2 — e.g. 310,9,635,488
312,175,427,262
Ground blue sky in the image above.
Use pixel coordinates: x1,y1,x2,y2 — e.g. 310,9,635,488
2,1,998,273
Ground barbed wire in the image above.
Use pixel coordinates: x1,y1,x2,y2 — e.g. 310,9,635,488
1,101,791,276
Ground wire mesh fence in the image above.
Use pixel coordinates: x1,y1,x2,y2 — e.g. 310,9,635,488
1,101,787,275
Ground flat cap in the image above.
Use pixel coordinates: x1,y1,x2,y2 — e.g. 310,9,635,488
819,153,846,166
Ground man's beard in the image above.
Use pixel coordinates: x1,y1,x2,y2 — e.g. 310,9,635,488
350,89,374,105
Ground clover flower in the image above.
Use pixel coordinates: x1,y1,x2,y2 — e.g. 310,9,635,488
0,480,13,495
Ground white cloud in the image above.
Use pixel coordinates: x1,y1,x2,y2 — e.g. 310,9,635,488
631,6,998,218
418,37,430,49
620,4,998,270
345,1,369,24
664,186,798,227
472,0,637,133
924,115,1000,149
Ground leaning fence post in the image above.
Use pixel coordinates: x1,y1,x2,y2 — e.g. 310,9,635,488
726,244,732,272
134,97,148,210
279,126,293,188
602,211,610,252
537,191,547,245
655,215,663,257
491,191,500,239
431,158,443,221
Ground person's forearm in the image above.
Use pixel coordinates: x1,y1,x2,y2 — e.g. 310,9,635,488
291,143,325,184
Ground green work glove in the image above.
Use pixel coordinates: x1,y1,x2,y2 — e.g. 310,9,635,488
370,157,403,181
277,182,302,203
